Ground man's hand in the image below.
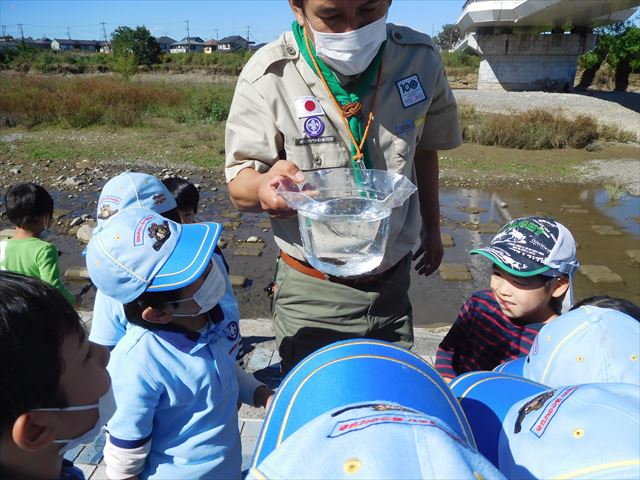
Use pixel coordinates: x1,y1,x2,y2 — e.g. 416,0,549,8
257,160,304,219
253,385,275,409
413,226,444,277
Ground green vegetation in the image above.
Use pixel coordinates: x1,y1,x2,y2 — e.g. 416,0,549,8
458,103,636,149
0,74,234,128
0,45,250,75
578,21,640,90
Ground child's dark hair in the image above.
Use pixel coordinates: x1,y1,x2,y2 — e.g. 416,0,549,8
572,295,640,321
123,289,182,330
162,177,199,214
0,272,82,432
4,182,54,227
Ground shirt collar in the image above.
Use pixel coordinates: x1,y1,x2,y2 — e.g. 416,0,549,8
153,304,226,353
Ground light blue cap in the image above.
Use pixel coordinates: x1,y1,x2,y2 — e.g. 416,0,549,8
86,207,222,304
248,340,502,479
451,371,549,466
493,306,640,386
499,383,640,479
96,172,177,225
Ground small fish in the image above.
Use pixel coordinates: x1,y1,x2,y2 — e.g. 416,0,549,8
317,257,347,266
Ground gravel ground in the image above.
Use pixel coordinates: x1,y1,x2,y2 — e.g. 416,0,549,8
453,89,640,135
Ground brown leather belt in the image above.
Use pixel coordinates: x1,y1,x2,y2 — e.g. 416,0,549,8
279,250,401,287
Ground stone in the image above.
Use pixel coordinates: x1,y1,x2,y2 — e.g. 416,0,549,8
0,228,15,240
76,160,92,169
441,232,455,248
590,225,622,236
9,167,20,174
477,223,501,234
457,206,487,214
53,208,70,220
69,217,85,227
63,176,85,188
223,221,241,230
64,266,90,281
561,204,582,210
230,275,249,288
76,224,95,244
625,250,640,265
564,209,589,214
438,263,472,281
234,243,265,257
257,218,272,229
222,212,242,220
578,265,624,284
499,202,508,208
218,238,228,249
246,236,261,243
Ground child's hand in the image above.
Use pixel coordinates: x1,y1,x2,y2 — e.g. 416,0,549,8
253,385,275,409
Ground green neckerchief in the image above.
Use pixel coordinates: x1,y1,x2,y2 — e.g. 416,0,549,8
292,21,386,171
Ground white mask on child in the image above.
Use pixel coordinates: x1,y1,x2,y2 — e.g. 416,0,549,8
33,385,116,455
171,261,226,317
308,14,388,76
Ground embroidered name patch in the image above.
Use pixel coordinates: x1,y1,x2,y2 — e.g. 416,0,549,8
530,386,579,437
295,136,337,146
396,74,426,108
395,120,415,135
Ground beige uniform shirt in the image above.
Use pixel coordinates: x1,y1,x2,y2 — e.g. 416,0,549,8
225,24,461,273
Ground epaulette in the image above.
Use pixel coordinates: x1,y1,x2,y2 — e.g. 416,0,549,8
388,24,437,51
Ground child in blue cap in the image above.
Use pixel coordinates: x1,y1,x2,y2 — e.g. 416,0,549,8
435,216,579,381
86,207,273,479
90,172,245,368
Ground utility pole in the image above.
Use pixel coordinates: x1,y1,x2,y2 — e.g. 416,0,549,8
185,20,190,52
66,26,71,40
214,28,219,40
1,25,6,37
18,23,24,39
100,22,108,43
244,25,250,50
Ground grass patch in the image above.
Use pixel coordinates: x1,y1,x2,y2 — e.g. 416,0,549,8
0,73,235,129
459,103,637,149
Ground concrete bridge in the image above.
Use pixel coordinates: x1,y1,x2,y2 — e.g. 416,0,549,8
453,0,639,91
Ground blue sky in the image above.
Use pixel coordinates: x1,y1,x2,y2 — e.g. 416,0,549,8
0,0,465,43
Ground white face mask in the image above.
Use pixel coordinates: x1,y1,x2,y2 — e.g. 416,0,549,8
308,14,388,76
171,261,226,317
33,385,116,455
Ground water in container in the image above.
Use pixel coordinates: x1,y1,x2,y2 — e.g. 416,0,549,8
277,168,416,277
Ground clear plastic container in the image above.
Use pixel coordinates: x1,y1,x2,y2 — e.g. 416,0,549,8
277,168,417,277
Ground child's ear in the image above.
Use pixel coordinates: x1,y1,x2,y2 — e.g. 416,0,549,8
551,276,570,298
11,413,56,452
141,306,173,324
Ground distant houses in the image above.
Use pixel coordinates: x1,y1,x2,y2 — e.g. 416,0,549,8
0,32,258,55
170,37,205,53
217,35,253,52
51,39,102,52
156,36,176,54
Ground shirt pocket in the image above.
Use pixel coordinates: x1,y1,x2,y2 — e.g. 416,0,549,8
284,138,351,171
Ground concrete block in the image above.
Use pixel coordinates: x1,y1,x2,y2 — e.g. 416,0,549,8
439,263,472,281
591,225,623,236
65,265,90,281
230,275,249,288
625,250,640,265
441,232,455,248
0,228,15,240
578,265,624,284
234,243,265,257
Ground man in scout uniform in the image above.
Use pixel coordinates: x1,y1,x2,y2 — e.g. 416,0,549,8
225,0,462,374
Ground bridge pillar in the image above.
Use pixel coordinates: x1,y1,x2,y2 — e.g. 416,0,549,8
476,32,596,91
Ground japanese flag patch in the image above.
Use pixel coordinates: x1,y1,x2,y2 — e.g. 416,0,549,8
396,74,426,108
295,96,325,118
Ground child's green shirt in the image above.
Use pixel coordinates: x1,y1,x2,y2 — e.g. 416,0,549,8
0,237,74,304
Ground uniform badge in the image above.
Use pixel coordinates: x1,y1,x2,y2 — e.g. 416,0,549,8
514,390,555,433
295,96,325,118
98,204,118,220
148,221,171,251
395,120,415,135
303,116,325,138
396,74,426,108
152,193,166,205
226,321,239,341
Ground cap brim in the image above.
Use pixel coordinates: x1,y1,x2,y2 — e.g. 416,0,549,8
148,222,222,292
450,371,548,466
470,248,551,277
493,357,526,376
252,340,475,468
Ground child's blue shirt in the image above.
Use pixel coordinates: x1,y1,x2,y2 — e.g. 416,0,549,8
106,320,241,479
